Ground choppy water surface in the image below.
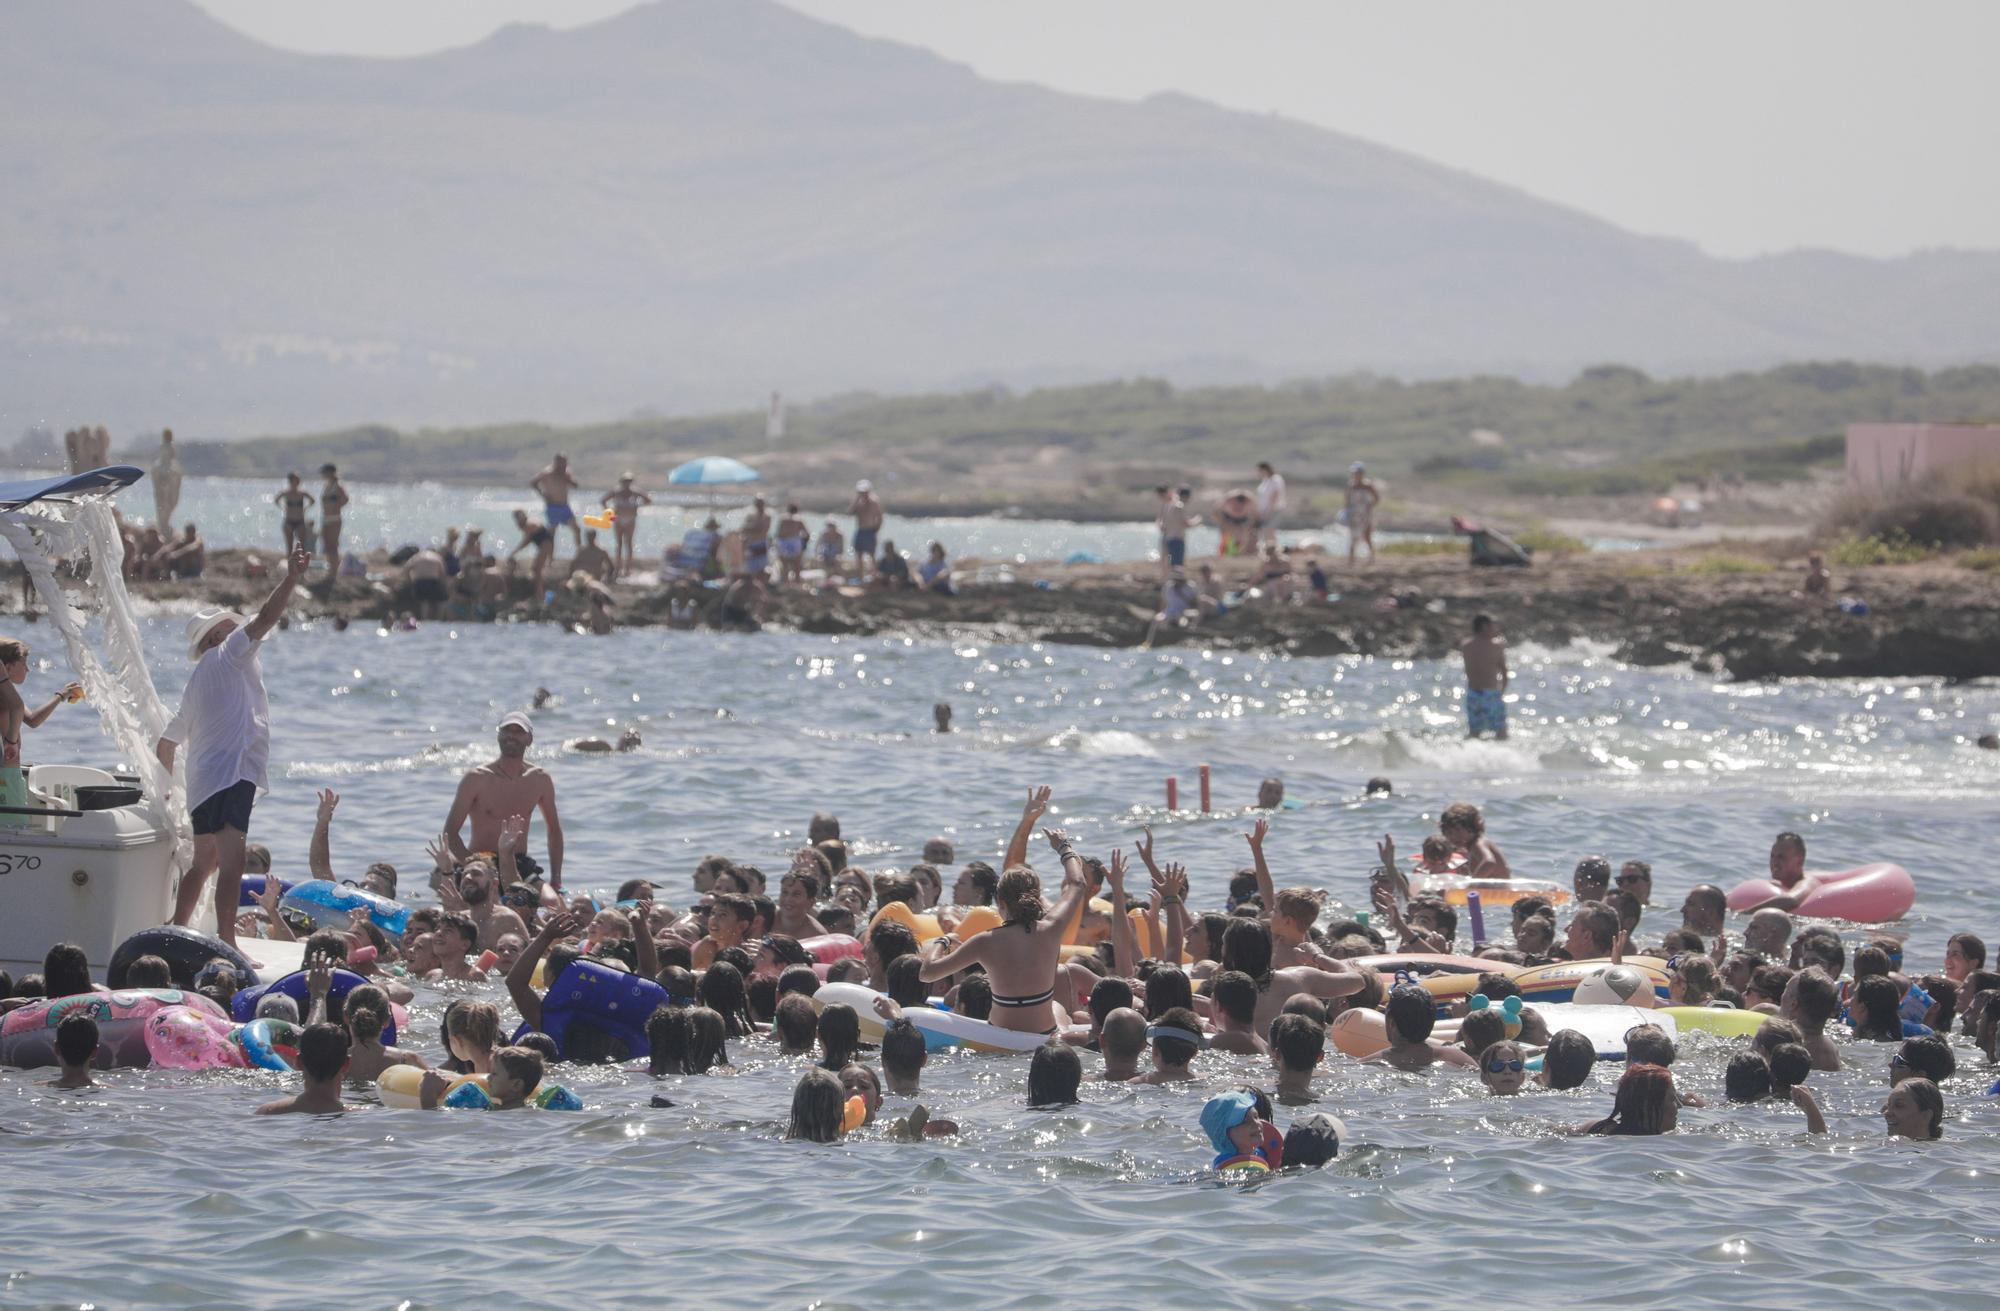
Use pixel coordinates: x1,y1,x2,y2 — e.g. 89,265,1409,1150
7,617,2000,1310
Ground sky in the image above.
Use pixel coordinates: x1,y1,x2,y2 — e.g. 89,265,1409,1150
186,0,1999,260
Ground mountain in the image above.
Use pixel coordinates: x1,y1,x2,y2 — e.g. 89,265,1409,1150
4,0,1998,438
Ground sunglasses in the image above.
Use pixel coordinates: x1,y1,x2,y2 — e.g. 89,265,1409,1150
1485,1058,1524,1073
1890,1052,1909,1069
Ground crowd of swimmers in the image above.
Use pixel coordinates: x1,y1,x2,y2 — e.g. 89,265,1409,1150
5,781,1983,1160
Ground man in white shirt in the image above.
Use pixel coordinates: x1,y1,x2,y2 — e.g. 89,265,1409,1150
158,544,310,945
1254,462,1287,547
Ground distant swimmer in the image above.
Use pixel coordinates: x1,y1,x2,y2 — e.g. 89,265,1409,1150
569,728,641,754
1461,613,1509,740
933,702,953,734
530,452,582,552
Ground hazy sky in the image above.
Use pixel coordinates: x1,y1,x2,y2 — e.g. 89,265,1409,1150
188,0,1999,259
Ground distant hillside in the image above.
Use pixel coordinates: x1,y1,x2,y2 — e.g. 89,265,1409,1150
176,361,2000,517
5,0,1999,437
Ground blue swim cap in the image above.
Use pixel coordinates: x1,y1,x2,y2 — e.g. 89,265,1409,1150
1200,1090,1257,1157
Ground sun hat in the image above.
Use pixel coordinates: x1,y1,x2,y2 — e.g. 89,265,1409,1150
185,608,246,661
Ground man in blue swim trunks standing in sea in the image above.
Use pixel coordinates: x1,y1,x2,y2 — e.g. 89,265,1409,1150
1462,613,1509,740
530,452,582,553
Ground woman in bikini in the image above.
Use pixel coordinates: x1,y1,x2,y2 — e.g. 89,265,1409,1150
318,463,349,566
274,473,315,556
918,821,1091,1038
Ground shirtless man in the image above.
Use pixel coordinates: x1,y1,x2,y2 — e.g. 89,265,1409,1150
918,819,1090,1037
740,496,773,578
773,504,809,586
151,524,206,579
571,530,614,584
1225,919,1365,1037
1742,832,1818,914
443,711,564,892
1462,614,1509,740
775,868,828,939
1438,801,1509,880
530,453,582,551
600,473,652,578
1798,552,1831,606
849,480,885,581
1,637,82,770
427,830,529,953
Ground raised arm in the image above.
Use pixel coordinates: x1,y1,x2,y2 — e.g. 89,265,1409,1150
1162,863,1188,965
506,910,577,1032
917,928,988,983
1103,849,1136,979
242,545,310,644
309,788,339,882
1004,786,1052,871
627,907,659,979
1246,817,1275,915
1037,827,1091,939
1789,1085,1828,1135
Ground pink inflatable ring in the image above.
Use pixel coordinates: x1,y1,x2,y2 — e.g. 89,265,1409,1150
1725,863,1915,922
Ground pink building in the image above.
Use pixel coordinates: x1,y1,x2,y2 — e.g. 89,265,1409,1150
1846,423,2000,488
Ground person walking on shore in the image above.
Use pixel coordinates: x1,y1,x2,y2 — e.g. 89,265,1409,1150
1254,462,1286,548
444,711,564,893
318,463,349,567
150,430,183,532
274,473,314,557
530,453,582,552
850,480,885,581
158,543,310,946
1461,613,1509,741
1344,462,1380,566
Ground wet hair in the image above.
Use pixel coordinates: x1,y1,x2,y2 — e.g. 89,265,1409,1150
1456,1008,1507,1057
772,995,819,1053
819,906,857,937
516,1032,561,1065
1569,903,1619,957
1792,926,1845,977
1150,1006,1203,1067
1221,920,1274,982
1420,835,1453,864
55,1013,99,1067
683,1007,730,1074
885,955,928,1008
1772,830,1807,859
1724,1051,1773,1102
1384,984,1435,1044
869,919,919,972
1852,945,1892,980
646,1006,693,1076
760,935,812,971
1028,1042,1083,1106
1407,896,1458,942
656,964,699,1003
1211,970,1258,1025
1439,801,1484,838
996,866,1045,926
787,1068,846,1142
746,974,778,1024
1270,1013,1326,1073
124,954,173,989
448,1000,501,1057
817,1003,861,1070
1897,1077,1945,1139
344,983,390,1043
1897,1035,1955,1084
825,958,868,984
958,862,998,904
1280,994,1329,1025
1541,1030,1596,1090
712,893,755,931
1190,912,1231,962
873,872,920,911
1748,964,1794,1005
1227,870,1261,906
493,1045,545,1097
1573,856,1612,889
1920,975,1958,1033
1510,895,1554,926
434,912,477,955
1671,954,1719,1005
1850,976,1903,1042
42,943,92,1000
297,1023,350,1083
1767,1042,1811,1093
303,929,350,966
814,839,848,877
1144,966,1193,1019
1949,932,1987,971
1622,1025,1675,1067
955,974,993,1020
1787,967,1839,1028
776,964,820,1001
1273,887,1321,927
1588,1062,1675,1135
697,961,753,1038
1087,977,1135,1026
749,895,776,934
879,1019,926,1081
1753,1017,1804,1057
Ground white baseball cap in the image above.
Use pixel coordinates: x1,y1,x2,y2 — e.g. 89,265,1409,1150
855,479,872,493
185,608,246,661
498,711,534,734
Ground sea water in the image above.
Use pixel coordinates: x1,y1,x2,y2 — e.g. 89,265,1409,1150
5,617,1999,1309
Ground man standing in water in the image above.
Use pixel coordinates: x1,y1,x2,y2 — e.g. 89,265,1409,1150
158,544,311,946
850,480,885,581
530,453,582,553
1461,614,1509,740
1254,461,1286,548
150,429,183,533
443,711,564,893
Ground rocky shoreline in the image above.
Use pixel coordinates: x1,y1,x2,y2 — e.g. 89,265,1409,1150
14,550,1999,681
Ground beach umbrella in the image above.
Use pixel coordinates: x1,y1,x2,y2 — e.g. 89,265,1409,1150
667,456,760,486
